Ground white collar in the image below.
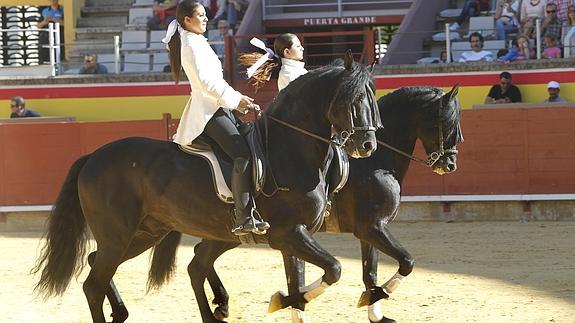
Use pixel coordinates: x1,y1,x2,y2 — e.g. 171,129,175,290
281,58,305,69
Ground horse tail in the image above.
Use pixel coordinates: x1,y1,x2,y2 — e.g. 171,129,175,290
32,154,91,298
147,231,182,291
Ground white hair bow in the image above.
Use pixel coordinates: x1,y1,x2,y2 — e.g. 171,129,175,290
246,37,277,78
162,20,183,49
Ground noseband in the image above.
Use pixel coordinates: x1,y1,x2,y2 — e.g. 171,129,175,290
377,95,458,168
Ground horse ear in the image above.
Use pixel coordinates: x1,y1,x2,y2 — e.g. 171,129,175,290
344,50,354,70
369,61,376,73
446,84,460,101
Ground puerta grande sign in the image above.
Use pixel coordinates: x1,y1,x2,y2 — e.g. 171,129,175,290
303,16,377,26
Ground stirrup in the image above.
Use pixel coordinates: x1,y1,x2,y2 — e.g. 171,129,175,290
232,209,270,236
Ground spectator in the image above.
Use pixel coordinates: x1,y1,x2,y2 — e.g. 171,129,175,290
440,50,449,63
544,81,568,102
495,0,519,40
209,19,232,60
78,54,108,74
499,34,536,61
9,96,40,118
147,0,179,30
542,3,563,40
542,34,562,58
458,32,495,62
548,0,574,24
213,0,248,30
520,0,546,38
37,0,65,64
485,71,522,104
449,0,492,31
568,3,575,25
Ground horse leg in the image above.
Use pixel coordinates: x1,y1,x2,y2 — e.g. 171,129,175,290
358,242,396,323
282,253,309,322
83,247,124,323
268,224,341,314
87,252,128,323
189,239,239,323
357,223,414,322
87,231,169,323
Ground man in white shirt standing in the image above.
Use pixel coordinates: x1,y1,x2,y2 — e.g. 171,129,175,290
459,32,495,62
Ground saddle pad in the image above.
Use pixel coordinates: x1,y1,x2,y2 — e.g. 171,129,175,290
179,145,234,204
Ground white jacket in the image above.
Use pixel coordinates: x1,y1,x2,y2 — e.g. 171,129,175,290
277,58,308,91
173,31,242,146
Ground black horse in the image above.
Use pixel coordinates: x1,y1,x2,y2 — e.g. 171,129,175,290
187,85,463,322
32,52,381,323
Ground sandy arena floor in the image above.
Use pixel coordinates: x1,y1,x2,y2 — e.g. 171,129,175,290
1,221,574,322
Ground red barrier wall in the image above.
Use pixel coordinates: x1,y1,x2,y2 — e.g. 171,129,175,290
402,107,575,195
1,107,574,206
0,116,170,205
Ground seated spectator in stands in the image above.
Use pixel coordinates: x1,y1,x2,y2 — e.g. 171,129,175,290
147,0,179,30
568,4,575,25
440,50,449,63
458,32,495,62
9,96,40,118
485,71,522,104
495,0,519,40
542,3,563,41
498,34,535,61
79,54,108,74
449,0,491,31
542,34,562,58
213,0,248,30
37,0,65,64
544,81,568,102
520,0,546,38
548,0,573,24
209,19,232,59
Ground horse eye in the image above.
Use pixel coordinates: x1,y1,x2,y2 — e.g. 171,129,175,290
356,94,365,102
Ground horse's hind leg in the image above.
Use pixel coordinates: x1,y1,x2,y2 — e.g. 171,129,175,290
83,247,124,323
189,239,239,323
87,231,169,323
88,252,129,323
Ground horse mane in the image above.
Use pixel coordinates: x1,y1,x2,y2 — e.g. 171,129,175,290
266,58,372,116
381,86,464,144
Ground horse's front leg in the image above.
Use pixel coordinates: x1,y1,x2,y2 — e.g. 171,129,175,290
280,253,310,322
268,224,341,319
358,242,396,323
357,222,414,322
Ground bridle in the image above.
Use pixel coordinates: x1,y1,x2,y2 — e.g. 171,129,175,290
377,95,458,168
268,80,378,148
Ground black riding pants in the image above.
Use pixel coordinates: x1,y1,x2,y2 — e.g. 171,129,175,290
202,108,252,218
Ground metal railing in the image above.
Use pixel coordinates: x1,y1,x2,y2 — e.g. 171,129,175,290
0,22,61,76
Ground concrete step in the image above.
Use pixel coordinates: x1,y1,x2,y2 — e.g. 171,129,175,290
69,38,116,53
82,5,131,17
77,15,127,28
75,27,123,40
85,0,134,7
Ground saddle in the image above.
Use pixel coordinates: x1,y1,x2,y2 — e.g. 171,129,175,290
179,121,265,204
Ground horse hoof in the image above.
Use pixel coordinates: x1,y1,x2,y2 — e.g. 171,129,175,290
268,291,288,313
214,305,229,320
110,306,129,323
370,316,396,323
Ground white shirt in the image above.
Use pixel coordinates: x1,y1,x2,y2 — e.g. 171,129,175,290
458,50,494,63
278,58,308,91
173,31,242,146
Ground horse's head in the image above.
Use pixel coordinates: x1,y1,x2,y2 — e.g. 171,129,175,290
327,51,380,158
417,85,464,175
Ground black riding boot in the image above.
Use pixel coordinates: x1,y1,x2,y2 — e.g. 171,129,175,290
230,157,270,235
